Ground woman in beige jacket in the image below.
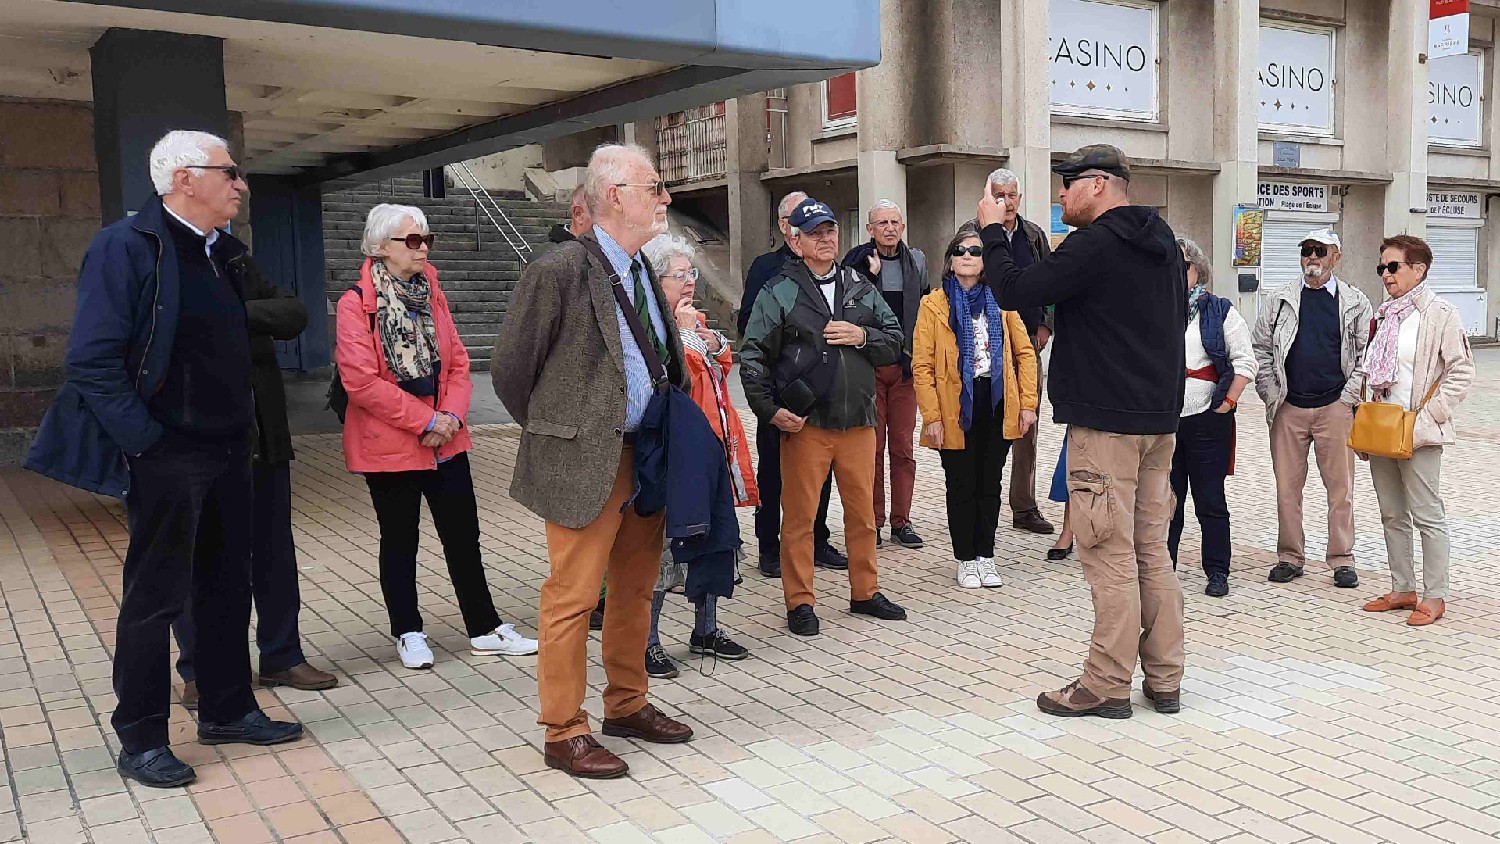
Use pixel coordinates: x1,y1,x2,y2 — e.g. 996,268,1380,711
1343,235,1474,626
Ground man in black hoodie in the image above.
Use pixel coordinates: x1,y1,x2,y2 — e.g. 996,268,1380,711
978,145,1187,720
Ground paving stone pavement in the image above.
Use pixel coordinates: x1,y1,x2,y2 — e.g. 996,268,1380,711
1,349,1498,844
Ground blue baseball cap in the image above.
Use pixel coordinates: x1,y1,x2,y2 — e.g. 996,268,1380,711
789,198,837,233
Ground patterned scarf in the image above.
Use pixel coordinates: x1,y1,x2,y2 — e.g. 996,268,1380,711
1366,282,1426,393
371,258,440,384
1186,283,1209,321
945,273,1005,431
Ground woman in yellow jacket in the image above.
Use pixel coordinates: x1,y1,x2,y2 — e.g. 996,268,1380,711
912,227,1039,590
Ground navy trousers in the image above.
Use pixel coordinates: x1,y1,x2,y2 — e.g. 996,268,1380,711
1168,409,1235,576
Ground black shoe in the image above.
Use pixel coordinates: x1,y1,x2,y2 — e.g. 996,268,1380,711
787,604,820,636
889,526,924,549
850,592,907,621
876,529,883,548
1013,508,1056,535
1333,566,1359,588
117,747,195,788
198,709,304,747
589,597,606,631
1047,543,1073,561
1142,685,1182,714
689,630,750,660
1205,573,1229,598
759,550,782,578
645,645,679,679
1268,562,1304,583
815,544,849,570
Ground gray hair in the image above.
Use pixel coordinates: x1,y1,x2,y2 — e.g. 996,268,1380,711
987,168,1020,188
778,191,809,218
583,143,654,216
361,203,430,257
642,233,696,275
1176,236,1212,287
149,130,229,195
569,183,586,208
867,199,903,223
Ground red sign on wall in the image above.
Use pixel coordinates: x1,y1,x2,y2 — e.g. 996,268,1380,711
1432,0,1469,18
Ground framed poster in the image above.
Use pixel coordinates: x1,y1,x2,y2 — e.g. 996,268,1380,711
1233,206,1264,268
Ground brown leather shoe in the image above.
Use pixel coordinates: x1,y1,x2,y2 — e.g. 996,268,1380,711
1141,685,1181,714
260,663,339,691
1013,508,1056,535
544,734,629,779
1036,680,1131,719
1363,592,1418,613
181,680,198,711
1407,600,1446,627
601,703,694,744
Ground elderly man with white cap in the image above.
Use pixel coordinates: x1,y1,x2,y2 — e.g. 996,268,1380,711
1251,226,1373,590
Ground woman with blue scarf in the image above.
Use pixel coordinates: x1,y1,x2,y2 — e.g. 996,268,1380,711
913,228,1039,589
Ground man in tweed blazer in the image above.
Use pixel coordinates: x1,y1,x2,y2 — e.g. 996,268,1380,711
493,144,694,780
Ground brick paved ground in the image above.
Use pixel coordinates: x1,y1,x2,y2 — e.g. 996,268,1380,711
1,350,1498,844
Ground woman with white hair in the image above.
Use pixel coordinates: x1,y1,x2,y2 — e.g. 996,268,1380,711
336,203,537,669
639,233,757,678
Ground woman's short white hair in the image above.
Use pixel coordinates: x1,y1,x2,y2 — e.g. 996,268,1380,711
362,203,429,257
583,143,654,216
149,130,229,195
643,233,695,275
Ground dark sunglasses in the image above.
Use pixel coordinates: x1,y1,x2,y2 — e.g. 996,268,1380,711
1061,173,1104,189
950,245,984,257
615,180,668,197
1300,245,1329,258
390,233,436,250
196,164,243,182
1376,261,1414,277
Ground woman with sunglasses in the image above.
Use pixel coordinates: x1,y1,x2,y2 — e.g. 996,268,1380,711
337,203,538,669
1345,235,1474,626
912,227,1038,589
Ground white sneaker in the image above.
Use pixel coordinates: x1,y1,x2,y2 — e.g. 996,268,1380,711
956,560,982,589
397,632,434,669
471,623,539,657
976,557,1004,588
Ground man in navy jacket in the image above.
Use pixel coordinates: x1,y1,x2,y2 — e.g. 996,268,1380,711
26,130,302,788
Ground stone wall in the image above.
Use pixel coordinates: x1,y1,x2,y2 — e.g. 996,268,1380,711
0,99,99,463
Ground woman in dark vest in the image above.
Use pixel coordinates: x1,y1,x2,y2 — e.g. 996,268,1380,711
1170,237,1258,597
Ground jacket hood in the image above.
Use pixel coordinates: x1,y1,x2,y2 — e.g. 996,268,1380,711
1093,205,1177,263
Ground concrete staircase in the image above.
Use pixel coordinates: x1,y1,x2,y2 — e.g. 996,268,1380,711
321,176,569,370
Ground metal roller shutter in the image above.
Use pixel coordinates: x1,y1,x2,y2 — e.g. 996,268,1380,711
1423,224,1479,292
1260,219,1311,292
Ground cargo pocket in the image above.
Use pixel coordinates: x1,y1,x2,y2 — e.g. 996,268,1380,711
1067,469,1117,550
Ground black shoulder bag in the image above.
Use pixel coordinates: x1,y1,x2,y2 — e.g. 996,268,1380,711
575,235,670,388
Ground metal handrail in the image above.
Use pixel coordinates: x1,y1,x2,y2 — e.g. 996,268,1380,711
449,162,533,265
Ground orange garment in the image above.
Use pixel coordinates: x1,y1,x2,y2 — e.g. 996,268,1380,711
682,314,759,507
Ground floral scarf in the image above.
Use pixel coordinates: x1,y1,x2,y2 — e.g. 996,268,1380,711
945,273,1004,431
371,258,440,386
1366,282,1426,394
1186,283,1209,321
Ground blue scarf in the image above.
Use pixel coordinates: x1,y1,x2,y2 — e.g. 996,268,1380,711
945,273,1005,431
1187,283,1208,320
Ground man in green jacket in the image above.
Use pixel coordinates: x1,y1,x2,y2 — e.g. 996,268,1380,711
739,197,908,636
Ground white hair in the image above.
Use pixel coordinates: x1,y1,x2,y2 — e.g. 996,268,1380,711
987,168,1019,188
778,191,809,218
583,143,654,216
149,130,229,195
642,233,696,276
361,203,429,257
867,198,903,223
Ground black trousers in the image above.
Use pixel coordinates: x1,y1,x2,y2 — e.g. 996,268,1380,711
174,460,305,682
363,452,501,639
939,378,1011,562
754,419,833,555
113,436,259,753
1168,408,1234,576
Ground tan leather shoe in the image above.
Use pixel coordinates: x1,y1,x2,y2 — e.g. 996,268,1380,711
544,735,629,779
1407,600,1446,627
1036,680,1132,719
181,680,198,711
1363,592,1418,612
601,703,694,744
260,663,339,691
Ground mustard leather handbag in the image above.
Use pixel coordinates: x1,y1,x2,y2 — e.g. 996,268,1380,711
1347,379,1441,460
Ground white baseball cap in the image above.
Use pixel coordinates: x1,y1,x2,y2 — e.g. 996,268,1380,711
1300,227,1341,249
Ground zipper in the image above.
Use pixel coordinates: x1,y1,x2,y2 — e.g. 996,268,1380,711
132,226,164,391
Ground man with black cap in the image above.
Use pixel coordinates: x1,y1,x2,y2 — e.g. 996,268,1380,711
977,144,1187,719
740,197,907,636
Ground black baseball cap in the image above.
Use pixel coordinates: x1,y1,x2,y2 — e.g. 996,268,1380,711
1052,144,1132,182
789,197,837,233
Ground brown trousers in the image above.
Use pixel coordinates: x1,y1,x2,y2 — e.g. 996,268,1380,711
1270,402,1356,569
874,364,918,530
780,424,880,610
1066,426,1184,699
537,448,663,743
1009,346,1044,513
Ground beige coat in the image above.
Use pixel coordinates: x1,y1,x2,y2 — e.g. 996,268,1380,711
1341,286,1474,449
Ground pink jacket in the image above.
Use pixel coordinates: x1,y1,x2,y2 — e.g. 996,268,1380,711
337,259,473,472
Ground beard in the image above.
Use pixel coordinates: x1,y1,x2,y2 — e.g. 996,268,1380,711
1302,264,1323,279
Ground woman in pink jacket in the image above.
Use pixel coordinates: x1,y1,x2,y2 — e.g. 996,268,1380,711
337,203,537,669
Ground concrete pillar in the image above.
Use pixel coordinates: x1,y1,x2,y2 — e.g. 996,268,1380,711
1384,0,1430,236
248,176,330,370
1210,0,1261,315
1007,0,1053,229
854,0,908,226
857,149,906,224
90,28,228,222
725,95,771,290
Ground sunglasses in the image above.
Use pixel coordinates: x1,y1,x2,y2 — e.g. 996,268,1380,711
950,245,984,257
390,233,436,250
1376,261,1415,277
615,181,668,197
1300,245,1329,258
1061,173,1105,189
195,164,243,182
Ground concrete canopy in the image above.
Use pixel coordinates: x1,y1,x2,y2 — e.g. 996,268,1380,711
2,0,877,183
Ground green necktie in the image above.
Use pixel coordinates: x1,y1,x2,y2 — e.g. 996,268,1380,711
631,260,672,372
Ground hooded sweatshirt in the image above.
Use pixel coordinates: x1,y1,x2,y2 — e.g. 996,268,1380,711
979,205,1186,435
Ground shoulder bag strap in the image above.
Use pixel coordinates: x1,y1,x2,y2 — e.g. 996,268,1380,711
576,234,668,387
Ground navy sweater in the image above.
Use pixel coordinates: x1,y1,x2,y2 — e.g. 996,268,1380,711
1284,286,1344,409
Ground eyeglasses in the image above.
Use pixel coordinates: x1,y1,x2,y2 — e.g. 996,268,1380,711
950,245,984,257
1061,173,1105,189
194,164,243,182
1301,245,1329,258
390,233,436,250
615,181,668,197
1376,261,1415,277
662,267,700,282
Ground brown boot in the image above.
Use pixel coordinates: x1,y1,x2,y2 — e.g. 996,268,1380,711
260,663,339,691
1036,680,1131,719
1141,685,1181,714
544,735,629,779
601,703,694,744
181,680,198,711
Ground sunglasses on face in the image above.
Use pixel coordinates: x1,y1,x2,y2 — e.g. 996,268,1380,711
1301,245,1329,258
1376,261,1414,277
1061,173,1104,189
950,245,984,257
195,164,243,182
390,233,436,250
615,181,668,197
